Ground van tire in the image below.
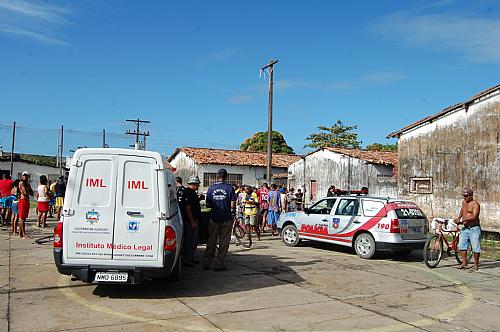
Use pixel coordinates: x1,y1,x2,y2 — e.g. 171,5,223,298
168,254,182,281
281,224,300,247
354,233,376,259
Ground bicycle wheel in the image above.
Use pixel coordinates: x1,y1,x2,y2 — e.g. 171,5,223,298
423,234,443,268
233,222,252,248
455,243,473,265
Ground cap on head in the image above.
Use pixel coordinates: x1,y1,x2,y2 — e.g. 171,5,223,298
187,176,201,185
462,187,473,196
22,171,31,177
217,168,228,177
58,175,64,180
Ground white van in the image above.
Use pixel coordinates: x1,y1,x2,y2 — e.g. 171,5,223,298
53,148,183,284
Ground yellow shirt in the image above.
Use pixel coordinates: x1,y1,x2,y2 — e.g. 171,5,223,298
243,192,259,216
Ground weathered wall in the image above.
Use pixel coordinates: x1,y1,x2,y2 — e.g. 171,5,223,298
169,152,286,192
288,149,397,206
0,161,61,184
397,93,500,232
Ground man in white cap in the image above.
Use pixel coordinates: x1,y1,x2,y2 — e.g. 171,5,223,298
180,175,202,267
455,187,481,272
18,171,34,238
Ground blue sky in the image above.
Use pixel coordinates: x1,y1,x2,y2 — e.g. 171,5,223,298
0,0,499,156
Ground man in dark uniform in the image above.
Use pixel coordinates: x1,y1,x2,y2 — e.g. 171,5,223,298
181,176,202,267
203,169,236,271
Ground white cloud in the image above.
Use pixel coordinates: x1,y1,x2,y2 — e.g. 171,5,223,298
225,71,407,104
0,0,72,46
368,11,500,63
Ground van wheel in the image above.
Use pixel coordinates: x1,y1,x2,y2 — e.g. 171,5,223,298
281,224,300,247
354,233,376,259
168,253,182,281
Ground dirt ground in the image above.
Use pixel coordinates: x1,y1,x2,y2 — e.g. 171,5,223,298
1,216,499,332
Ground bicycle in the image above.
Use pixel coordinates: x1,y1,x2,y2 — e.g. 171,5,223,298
232,214,252,248
423,218,473,268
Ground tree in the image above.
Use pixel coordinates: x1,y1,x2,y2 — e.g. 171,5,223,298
366,143,398,152
240,131,294,154
305,120,361,149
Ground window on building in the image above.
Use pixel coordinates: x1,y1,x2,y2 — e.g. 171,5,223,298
203,173,243,187
410,177,433,194
377,174,394,182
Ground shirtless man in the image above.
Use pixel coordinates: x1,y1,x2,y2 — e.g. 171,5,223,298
454,187,481,272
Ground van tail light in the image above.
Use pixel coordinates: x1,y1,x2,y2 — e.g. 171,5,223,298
164,226,176,251
53,222,63,248
390,219,400,233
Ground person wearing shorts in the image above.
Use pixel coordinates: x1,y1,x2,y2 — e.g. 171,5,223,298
10,180,20,235
267,184,282,236
18,171,33,239
256,183,269,232
455,187,481,272
54,175,66,221
36,175,51,228
243,186,260,241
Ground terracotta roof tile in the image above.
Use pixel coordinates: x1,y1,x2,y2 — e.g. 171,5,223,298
324,147,397,166
169,147,302,168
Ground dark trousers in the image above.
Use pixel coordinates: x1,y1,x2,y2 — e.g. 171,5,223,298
203,219,232,268
182,222,199,262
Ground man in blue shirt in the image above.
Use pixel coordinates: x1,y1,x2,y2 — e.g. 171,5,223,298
203,169,236,271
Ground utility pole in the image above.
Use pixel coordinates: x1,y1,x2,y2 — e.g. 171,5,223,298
10,122,16,176
59,125,64,175
102,129,107,148
261,59,278,183
126,118,150,150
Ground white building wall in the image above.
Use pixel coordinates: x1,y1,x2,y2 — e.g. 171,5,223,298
0,161,61,185
288,149,396,206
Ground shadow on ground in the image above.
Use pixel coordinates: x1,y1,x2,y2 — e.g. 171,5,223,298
92,251,307,299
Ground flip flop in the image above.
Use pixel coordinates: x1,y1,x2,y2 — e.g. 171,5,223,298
468,267,479,273
456,265,467,270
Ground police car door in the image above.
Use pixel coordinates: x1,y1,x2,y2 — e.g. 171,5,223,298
112,155,161,264
329,198,360,235
301,199,335,237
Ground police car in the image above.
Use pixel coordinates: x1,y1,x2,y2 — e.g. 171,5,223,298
277,196,428,258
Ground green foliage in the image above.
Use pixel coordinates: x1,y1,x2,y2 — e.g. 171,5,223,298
19,154,58,167
366,143,398,152
240,131,294,154
305,120,361,149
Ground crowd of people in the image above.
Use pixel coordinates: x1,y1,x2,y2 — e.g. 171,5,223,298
174,171,311,271
0,172,66,239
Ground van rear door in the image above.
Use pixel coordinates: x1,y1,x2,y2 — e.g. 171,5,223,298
112,155,161,263
66,154,118,260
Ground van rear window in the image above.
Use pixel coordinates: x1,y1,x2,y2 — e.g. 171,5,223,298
395,208,426,219
78,159,113,207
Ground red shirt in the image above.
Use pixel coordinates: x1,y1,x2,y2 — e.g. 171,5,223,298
256,187,269,209
0,179,13,197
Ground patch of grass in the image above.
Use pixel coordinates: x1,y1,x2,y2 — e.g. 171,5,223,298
481,239,500,260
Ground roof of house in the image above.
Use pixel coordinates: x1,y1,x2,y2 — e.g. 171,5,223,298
387,84,500,138
168,147,302,168
322,147,397,166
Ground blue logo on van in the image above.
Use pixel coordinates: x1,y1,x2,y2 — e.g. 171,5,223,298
127,220,139,232
85,210,99,224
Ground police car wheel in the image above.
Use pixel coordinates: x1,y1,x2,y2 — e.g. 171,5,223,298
282,224,300,247
354,233,376,259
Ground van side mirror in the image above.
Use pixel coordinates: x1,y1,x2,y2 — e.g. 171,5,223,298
303,207,310,214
